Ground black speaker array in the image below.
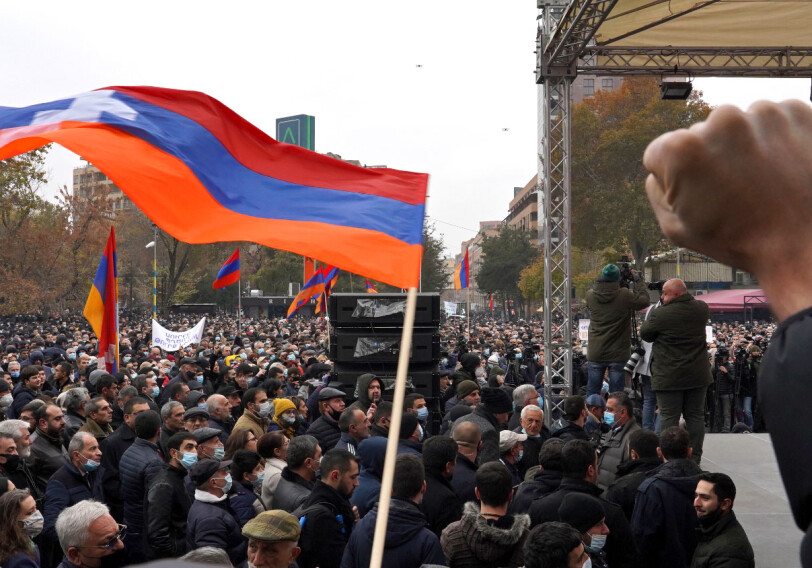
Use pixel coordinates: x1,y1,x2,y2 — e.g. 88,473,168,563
329,293,441,401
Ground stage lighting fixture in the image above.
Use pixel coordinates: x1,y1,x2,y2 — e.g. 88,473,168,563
660,77,693,100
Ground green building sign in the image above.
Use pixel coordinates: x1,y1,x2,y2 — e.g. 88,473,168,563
275,114,315,151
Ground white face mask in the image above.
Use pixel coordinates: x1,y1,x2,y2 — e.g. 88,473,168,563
589,533,607,551
582,559,592,568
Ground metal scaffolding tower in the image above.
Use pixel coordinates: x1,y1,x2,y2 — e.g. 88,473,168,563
535,0,811,423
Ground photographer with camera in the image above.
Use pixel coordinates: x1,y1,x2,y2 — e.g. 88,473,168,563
585,263,651,396
736,346,760,431
713,347,734,433
639,279,712,463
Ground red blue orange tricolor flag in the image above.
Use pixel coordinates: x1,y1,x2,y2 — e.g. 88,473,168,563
287,270,326,319
489,293,494,310
454,249,469,290
365,280,378,293
0,87,428,289
83,227,118,373
315,265,340,314
213,249,240,289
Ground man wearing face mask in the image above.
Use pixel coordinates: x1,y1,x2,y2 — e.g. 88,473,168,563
596,392,641,491
406,392,430,430
159,357,200,406
187,458,248,567
233,387,272,440
54,500,125,568
558,493,611,568
499,430,527,489
145,432,198,559
0,420,41,505
307,387,346,452
42,432,106,568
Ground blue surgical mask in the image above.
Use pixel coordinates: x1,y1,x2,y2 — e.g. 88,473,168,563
604,411,615,426
590,534,607,552
442,358,448,366
485,349,490,355
68,353,76,360
213,447,225,460
152,386,160,397
417,407,429,421
198,402,207,409
252,472,265,487
534,354,539,361
294,350,299,356
517,450,524,462
178,451,198,470
522,427,540,439
263,362,269,369
305,343,311,348
516,353,522,360
123,356,131,363
601,381,609,394
287,354,296,361
257,348,265,354
219,474,233,493
82,455,101,472
196,375,204,384
240,353,247,360
131,373,137,379
215,336,221,341
270,355,276,361
10,372,19,378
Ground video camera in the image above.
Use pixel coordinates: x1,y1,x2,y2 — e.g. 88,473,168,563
714,346,730,366
648,280,666,292
617,255,635,288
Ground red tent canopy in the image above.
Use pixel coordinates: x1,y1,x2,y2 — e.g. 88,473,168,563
696,289,767,312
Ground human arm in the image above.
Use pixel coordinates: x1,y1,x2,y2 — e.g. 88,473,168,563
145,481,177,557
643,101,812,322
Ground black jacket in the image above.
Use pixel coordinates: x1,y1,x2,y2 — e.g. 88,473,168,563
145,463,192,558
550,420,590,442
450,453,478,505
452,406,502,464
298,480,356,568
306,414,341,452
759,306,812,564
1,457,43,508
100,423,136,522
510,468,562,515
604,457,662,520
630,459,702,568
26,430,68,494
691,511,754,568
530,478,639,568
274,467,313,514
63,409,86,441
421,469,463,538
119,438,163,560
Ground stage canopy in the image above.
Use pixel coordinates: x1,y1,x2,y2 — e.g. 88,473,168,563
696,288,767,312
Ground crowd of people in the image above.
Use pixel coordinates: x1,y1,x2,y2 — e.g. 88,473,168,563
0,299,762,568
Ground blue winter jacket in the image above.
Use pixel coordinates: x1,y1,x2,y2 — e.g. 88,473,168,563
340,498,445,568
187,494,248,567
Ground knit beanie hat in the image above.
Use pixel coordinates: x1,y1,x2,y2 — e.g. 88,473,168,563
399,412,419,440
456,380,479,400
480,387,512,414
459,352,481,374
558,493,605,533
601,264,620,282
274,397,296,420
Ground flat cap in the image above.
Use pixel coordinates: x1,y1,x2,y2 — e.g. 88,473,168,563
184,407,210,421
242,510,301,542
192,427,222,444
189,458,231,487
318,387,345,401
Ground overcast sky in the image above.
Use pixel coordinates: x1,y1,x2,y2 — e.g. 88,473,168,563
2,2,809,257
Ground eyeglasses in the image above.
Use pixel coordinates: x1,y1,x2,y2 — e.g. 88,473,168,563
76,524,126,550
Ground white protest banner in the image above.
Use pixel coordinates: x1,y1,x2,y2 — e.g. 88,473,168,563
706,325,715,344
579,319,590,342
444,301,458,316
152,317,206,352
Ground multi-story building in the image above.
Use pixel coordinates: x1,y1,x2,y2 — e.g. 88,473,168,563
72,163,135,213
571,74,623,105
505,175,538,239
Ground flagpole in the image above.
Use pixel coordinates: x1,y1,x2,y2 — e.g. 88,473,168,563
238,275,242,338
152,224,158,319
467,285,470,340
369,286,417,568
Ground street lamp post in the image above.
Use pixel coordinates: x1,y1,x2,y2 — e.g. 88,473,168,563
146,224,158,319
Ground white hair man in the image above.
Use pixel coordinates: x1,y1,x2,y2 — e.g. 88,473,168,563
507,384,541,431
513,404,549,479
55,499,124,568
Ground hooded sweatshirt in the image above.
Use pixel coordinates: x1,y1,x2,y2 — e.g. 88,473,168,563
350,437,387,518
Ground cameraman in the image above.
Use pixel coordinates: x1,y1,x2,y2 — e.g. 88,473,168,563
585,263,651,396
713,348,735,433
640,278,712,463
737,345,761,431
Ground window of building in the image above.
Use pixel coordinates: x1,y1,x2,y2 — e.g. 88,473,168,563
602,78,613,89
583,79,594,97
